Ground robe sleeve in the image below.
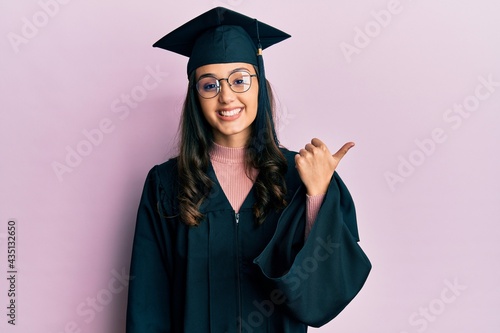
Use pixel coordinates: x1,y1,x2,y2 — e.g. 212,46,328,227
254,172,371,327
126,166,172,333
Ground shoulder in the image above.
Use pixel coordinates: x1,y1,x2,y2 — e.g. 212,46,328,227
143,157,179,194
156,157,179,179
280,146,298,163
141,158,180,216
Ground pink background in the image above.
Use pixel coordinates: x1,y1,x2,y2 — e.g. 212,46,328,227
1,0,499,332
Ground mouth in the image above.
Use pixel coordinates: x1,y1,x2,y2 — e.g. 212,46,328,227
218,108,243,117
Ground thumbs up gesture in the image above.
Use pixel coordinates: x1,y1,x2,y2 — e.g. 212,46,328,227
295,138,355,196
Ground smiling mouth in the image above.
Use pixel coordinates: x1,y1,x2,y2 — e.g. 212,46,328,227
218,108,242,117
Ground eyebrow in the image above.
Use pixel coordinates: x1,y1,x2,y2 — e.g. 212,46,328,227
197,67,253,79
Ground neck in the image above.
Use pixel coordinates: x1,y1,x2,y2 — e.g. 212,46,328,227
212,131,250,148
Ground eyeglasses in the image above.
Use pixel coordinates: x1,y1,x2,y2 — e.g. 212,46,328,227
195,70,258,99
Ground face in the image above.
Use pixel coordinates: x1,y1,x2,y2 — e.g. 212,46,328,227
195,62,259,148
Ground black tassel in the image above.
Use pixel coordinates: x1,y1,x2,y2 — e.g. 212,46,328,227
254,19,280,150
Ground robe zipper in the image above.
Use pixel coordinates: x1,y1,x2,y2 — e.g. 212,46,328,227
235,212,242,333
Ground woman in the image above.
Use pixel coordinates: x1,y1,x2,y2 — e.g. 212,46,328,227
126,7,371,333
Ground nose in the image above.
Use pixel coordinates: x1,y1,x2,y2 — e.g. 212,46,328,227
218,79,236,104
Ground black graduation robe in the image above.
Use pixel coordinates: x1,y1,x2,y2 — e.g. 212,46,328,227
126,149,371,333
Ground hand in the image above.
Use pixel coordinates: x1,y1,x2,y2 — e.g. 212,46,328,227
295,138,355,196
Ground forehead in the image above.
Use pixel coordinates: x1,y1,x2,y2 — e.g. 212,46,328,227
195,62,255,78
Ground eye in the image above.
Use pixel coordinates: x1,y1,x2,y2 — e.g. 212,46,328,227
202,83,217,91
197,77,218,92
233,78,246,86
230,72,250,86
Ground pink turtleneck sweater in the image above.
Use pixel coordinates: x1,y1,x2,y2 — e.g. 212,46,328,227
209,143,325,238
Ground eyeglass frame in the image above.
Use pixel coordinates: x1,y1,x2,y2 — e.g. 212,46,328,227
194,70,258,99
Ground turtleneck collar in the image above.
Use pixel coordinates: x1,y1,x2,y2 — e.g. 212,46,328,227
209,142,246,164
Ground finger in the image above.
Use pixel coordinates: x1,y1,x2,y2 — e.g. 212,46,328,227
304,143,316,153
294,153,306,167
332,142,355,160
298,148,309,158
311,138,326,150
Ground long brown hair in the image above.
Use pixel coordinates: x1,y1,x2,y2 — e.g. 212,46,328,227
176,70,287,226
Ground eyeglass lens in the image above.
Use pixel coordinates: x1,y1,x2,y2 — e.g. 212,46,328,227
196,71,254,98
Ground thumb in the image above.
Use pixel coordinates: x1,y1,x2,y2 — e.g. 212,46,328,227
332,142,355,161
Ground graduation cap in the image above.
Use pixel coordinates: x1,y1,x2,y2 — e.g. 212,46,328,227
153,7,291,75
153,7,291,148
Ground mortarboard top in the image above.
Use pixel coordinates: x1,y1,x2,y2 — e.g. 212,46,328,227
153,7,291,75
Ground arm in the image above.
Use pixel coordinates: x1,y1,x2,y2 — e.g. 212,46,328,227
254,140,370,327
126,167,171,333
254,172,371,327
298,138,354,239
305,193,325,239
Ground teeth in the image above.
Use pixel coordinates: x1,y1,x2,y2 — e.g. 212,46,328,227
219,108,242,117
